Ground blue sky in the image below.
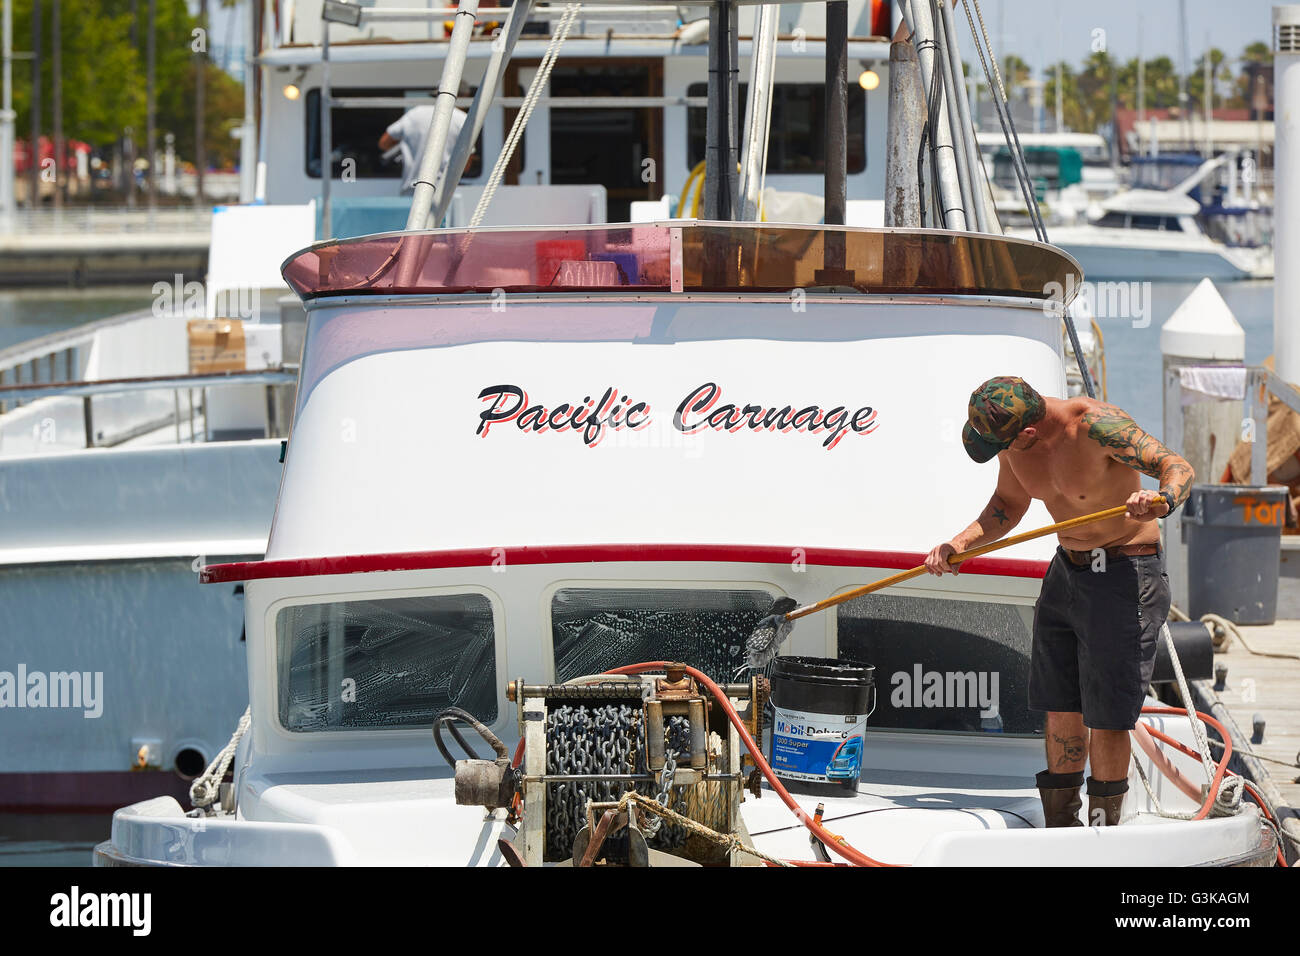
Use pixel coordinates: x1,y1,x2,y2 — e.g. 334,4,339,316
950,0,1274,75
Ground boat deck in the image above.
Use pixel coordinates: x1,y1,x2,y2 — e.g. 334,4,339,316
1207,619,1300,816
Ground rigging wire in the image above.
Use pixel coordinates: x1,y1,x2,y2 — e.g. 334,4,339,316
961,0,1096,398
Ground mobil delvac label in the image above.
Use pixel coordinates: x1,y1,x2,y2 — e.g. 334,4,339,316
770,705,867,783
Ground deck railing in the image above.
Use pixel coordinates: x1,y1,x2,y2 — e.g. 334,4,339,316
0,369,297,450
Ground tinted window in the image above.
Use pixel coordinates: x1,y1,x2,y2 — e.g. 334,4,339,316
686,83,866,174
277,593,497,730
1129,214,1165,230
836,593,1038,735
305,88,483,180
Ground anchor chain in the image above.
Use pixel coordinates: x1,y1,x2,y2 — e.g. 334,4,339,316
542,703,694,859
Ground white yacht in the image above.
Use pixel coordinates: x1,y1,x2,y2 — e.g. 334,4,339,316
92,0,1279,867
1038,155,1274,282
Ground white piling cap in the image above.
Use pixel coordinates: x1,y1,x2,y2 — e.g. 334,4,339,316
1160,278,1245,360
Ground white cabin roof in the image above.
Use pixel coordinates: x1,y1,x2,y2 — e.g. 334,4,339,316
1100,188,1201,217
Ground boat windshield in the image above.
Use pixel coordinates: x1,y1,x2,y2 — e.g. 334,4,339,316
1130,156,1203,192
271,583,1037,737
276,593,497,732
282,224,1081,300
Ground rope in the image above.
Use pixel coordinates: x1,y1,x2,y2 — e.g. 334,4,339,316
468,3,581,230
1130,738,1194,820
960,0,1043,242
189,706,251,812
1198,611,1300,661
1131,625,1241,823
1206,735,1299,771
958,0,1097,398
1160,622,1221,783
616,790,792,867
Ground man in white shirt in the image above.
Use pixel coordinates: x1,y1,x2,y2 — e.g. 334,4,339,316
378,102,469,194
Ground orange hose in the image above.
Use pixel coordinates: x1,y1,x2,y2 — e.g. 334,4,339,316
504,676,1252,865
1239,780,1289,868
1132,721,1204,803
1138,707,1232,822
606,661,901,867
1133,718,1283,863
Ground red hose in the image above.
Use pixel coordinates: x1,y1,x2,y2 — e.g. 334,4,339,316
1131,722,1203,803
605,661,901,866
1240,780,1289,868
504,673,1256,865
1138,707,1232,822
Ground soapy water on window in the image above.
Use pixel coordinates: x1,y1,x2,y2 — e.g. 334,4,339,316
277,594,497,731
551,588,777,684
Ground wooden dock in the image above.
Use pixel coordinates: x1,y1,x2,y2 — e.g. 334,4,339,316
1198,617,1300,856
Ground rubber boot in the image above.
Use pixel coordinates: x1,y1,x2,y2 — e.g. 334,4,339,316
1035,770,1084,828
1086,777,1128,827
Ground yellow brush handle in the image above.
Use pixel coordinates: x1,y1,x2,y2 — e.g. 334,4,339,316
786,497,1166,623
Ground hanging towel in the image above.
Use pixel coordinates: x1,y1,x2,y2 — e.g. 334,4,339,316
1178,365,1247,405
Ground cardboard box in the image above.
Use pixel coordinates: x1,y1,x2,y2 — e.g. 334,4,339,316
188,319,247,374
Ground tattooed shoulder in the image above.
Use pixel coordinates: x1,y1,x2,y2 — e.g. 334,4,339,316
1079,402,1137,444
1079,402,1194,501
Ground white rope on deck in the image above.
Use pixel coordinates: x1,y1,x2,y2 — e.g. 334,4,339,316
1134,623,1242,821
1161,622,1221,783
468,3,582,230
189,706,251,812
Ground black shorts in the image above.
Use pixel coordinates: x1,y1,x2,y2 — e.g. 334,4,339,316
1028,547,1170,731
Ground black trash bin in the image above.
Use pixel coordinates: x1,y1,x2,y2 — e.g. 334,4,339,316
1182,484,1288,624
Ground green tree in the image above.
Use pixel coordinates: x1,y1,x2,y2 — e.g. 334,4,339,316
1230,40,1272,110
1043,61,1086,131
1188,48,1229,110
1073,50,1118,134
14,0,243,166
1001,54,1032,92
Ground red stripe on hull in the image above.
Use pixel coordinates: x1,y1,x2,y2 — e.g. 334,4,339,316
201,543,1050,584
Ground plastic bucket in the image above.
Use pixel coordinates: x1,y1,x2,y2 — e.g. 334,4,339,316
768,656,875,797
534,239,586,287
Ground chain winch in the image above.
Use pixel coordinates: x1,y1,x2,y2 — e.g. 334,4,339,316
442,664,767,866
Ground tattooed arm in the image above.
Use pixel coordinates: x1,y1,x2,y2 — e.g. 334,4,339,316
1081,402,1195,517
925,458,1031,575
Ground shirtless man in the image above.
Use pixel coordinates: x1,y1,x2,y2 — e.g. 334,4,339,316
924,377,1193,829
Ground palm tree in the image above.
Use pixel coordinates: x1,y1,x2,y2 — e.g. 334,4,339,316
1188,48,1228,110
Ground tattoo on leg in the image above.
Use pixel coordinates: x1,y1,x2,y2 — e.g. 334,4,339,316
1052,733,1085,767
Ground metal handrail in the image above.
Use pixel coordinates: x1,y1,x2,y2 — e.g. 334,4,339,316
0,367,298,450
329,95,709,109
0,368,297,403
360,5,679,18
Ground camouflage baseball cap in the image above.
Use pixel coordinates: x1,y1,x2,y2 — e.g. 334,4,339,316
962,376,1046,463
